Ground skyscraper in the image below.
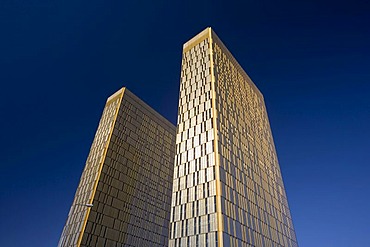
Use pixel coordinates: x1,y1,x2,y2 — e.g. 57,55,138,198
58,88,176,247
169,28,298,247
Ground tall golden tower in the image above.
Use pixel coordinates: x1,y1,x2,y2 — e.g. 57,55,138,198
59,88,176,247
169,28,298,247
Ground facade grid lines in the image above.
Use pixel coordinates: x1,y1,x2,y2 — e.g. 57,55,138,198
59,88,176,247
169,27,298,247
59,27,298,247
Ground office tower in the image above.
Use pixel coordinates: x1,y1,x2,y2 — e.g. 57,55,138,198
169,28,298,247
58,88,176,247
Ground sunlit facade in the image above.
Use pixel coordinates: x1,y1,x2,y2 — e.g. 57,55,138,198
169,28,298,247
59,27,298,247
58,88,176,247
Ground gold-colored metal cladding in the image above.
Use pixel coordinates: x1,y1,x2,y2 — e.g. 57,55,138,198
76,88,125,247
59,27,298,247
58,88,176,247
170,28,220,247
169,27,298,247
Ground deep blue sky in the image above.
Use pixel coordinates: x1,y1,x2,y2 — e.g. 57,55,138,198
1,1,369,246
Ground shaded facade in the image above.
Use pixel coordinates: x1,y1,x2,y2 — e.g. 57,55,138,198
169,28,298,247
58,88,176,247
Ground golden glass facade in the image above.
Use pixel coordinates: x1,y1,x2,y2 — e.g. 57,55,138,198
169,28,298,247
58,88,176,247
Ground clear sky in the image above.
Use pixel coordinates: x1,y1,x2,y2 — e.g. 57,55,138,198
1,1,369,246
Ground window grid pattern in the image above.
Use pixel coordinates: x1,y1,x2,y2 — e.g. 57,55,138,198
212,32,298,247
58,95,121,247
80,90,176,247
59,89,176,247
169,39,218,247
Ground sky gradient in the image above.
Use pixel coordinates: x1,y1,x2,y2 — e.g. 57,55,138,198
1,1,369,246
